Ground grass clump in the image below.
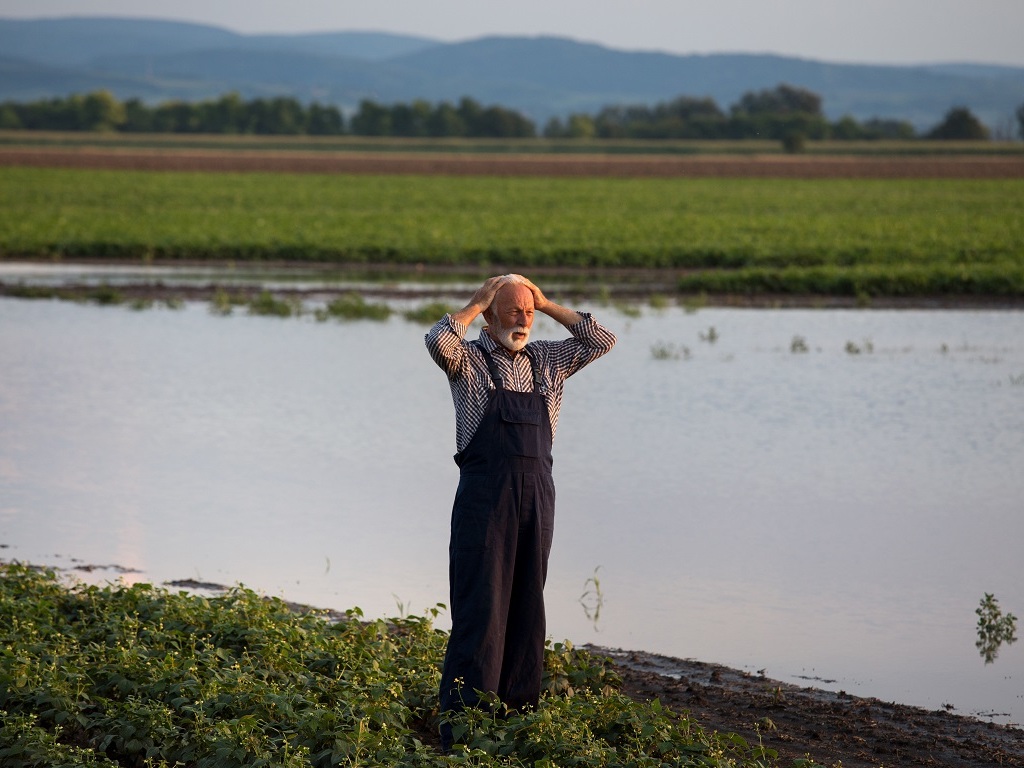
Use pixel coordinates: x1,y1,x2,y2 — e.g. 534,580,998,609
0,563,801,767
403,302,454,325
315,292,392,322
246,291,301,318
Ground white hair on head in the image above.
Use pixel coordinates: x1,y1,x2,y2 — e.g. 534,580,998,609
503,273,526,284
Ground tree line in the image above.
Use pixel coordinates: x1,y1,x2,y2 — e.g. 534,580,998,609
0,85,1011,142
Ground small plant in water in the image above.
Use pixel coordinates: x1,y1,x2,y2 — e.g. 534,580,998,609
615,302,642,318
682,292,708,314
845,338,874,355
651,341,690,360
976,592,1018,663
791,335,809,354
247,291,301,318
209,288,246,316
315,292,392,322
402,301,454,325
699,326,719,343
648,293,670,310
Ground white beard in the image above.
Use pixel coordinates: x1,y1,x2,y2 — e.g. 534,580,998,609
496,324,530,352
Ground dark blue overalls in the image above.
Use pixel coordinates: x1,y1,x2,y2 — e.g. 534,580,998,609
438,343,555,749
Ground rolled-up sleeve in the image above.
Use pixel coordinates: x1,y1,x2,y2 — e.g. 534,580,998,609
425,314,470,379
553,311,617,377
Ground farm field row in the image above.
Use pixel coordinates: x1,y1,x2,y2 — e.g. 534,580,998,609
2,166,1022,300
4,130,1024,157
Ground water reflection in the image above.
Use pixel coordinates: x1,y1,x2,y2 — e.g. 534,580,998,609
577,566,604,630
976,593,1018,664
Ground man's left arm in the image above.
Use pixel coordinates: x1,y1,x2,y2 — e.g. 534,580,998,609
517,275,616,373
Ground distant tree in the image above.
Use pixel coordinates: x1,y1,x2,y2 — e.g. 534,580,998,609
473,105,535,138
121,98,154,132
1016,102,1024,141
566,113,596,139
830,115,864,140
390,100,432,137
542,117,566,138
196,93,249,133
426,102,465,137
456,97,484,135
926,107,989,140
80,90,125,131
350,100,391,136
861,118,916,140
732,84,823,118
151,101,199,133
307,103,344,135
545,113,598,139
0,104,23,129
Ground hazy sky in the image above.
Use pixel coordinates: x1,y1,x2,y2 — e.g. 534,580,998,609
3,0,1024,67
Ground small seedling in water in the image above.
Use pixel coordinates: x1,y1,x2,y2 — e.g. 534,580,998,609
699,326,719,343
791,335,809,354
648,294,670,310
977,592,1018,663
845,338,874,355
651,341,690,360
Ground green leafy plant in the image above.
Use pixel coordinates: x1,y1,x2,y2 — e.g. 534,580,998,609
976,592,1018,663
247,290,301,318
315,292,392,322
402,301,453,325
0,562,805,767
699,325,719,343
651,341,691,360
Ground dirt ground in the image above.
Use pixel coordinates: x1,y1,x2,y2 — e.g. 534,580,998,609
2,145,1024,178
596,646,1024,767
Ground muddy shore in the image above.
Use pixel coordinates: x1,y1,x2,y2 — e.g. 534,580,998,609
595,646,1024,767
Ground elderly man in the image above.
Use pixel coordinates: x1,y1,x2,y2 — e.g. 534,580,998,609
424,274,616,749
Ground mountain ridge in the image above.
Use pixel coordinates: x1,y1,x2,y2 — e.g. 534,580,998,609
1,16,1021,132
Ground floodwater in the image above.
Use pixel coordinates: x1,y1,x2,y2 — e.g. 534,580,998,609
1,286,1022,725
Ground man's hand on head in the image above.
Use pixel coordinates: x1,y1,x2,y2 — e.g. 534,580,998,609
508,274,548,312
450,275,512,328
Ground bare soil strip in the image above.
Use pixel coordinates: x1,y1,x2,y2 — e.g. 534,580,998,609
597,647,1024,767
3,146,1024,178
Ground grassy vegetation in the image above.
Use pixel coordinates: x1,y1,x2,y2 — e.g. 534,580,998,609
0,563,803,767
1,167,1022,299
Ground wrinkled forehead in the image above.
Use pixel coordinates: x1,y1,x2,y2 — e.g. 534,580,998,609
494,283,534,311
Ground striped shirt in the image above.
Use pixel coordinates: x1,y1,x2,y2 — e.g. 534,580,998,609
425,312,617,453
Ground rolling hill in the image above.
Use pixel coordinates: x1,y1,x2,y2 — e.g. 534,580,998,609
1,16,1021,132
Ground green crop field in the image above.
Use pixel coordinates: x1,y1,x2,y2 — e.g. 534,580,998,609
2,167,1022,298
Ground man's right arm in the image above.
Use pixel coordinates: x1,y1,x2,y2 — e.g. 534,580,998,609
425,276,508,378
424,313,470,379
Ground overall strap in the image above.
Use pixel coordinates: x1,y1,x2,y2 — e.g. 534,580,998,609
524,346,544,392
478,344,506,390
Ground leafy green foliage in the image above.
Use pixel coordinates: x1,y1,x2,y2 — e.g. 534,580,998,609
0,563,802,766
315,292,392,321
976,592,1018,664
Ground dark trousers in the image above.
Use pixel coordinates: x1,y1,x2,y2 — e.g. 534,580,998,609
438,466,555,746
